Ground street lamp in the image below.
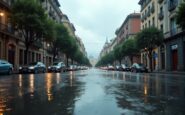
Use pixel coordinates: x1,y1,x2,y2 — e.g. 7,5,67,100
0,11,4,16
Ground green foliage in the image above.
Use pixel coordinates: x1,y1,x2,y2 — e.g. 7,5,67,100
136,27,164,72
122,38,139,56
11,0,47,64
114,44,122,63
176,0,185,30
96,51,115,67
136,27,163,51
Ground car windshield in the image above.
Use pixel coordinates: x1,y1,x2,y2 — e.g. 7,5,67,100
29,62,37,65
53,62,58,65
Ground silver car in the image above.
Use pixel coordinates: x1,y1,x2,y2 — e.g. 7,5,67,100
19,62,46,74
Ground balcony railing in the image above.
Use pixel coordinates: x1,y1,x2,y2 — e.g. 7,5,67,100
0,23,14,34
0,23,22,39
168,0,178,11
164,28,183,39
158,11,164,20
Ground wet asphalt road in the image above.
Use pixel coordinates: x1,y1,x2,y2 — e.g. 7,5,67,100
0,68,185,115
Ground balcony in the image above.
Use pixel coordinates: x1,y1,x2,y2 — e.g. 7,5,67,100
158,11,164,20
158,0,164,4
0,23,14,34
164,28,183,39
168,0,178,11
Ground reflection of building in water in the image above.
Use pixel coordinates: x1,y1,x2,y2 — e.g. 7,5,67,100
56,73,61,84
46,74,53,101
70,71,74,87
18,74,23,97
29,74,35,94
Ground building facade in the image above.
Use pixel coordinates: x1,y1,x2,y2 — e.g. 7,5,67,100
0,0,70,70
115,13,141,66
139,0,185,71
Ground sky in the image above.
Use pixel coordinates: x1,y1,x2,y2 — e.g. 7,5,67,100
59,0,140,59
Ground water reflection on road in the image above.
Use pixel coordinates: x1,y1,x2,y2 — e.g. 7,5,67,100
0,69,185,115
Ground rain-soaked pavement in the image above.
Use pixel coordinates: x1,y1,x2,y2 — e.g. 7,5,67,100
0,68,185,115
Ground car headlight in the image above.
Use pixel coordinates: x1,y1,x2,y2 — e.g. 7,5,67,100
29,66,35,69
56,66,60,69
19,67,22,69
48,66,51,69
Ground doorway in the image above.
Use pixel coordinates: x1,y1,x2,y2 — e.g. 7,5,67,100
172,49,178,71
8,44,16,66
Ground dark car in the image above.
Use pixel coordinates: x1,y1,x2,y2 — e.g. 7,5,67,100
48,62,66,72
0,59,13,75
19,62,46,74
130,63,148,73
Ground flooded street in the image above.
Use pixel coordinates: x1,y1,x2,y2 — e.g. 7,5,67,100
0,69,185,115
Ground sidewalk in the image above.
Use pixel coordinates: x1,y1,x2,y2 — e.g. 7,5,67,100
151,70,185,75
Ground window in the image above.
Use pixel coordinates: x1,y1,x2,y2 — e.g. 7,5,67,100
160,24,163,32
152,17,155,26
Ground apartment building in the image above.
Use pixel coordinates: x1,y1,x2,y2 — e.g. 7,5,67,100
0,0,64,69
115,13,141,66
139,0,185,71
0,0,24,69
116,13,141,44
61,14,76,38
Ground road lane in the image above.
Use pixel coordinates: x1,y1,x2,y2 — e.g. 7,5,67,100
0,69,185,115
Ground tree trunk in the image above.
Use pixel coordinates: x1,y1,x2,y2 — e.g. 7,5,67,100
148,50,153,72
66,55,69,67
130,56,133,65
119,59,121,65
72,59,74,64
53,48,57,62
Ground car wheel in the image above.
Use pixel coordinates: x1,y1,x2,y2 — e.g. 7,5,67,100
133,69,137,73
34,69,38,74
43,69,46,73
8,69,13,75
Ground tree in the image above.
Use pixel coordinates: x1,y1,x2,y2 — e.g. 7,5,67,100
114,45,123,64
11,0,47,64
176,0,185,30
136,27,164,72
122,38,139,64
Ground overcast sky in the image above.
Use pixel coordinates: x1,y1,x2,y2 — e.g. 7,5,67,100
59,0,140,59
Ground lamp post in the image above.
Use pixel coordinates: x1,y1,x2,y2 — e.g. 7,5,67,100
0,12,4,17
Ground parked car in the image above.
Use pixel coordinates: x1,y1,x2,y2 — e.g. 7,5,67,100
121,64,130,71
107,65,114,70
48,62,66,72
66,65,76,71
19,62,46,74
115,65,122,71
0,59,13,75
130,63,148,73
